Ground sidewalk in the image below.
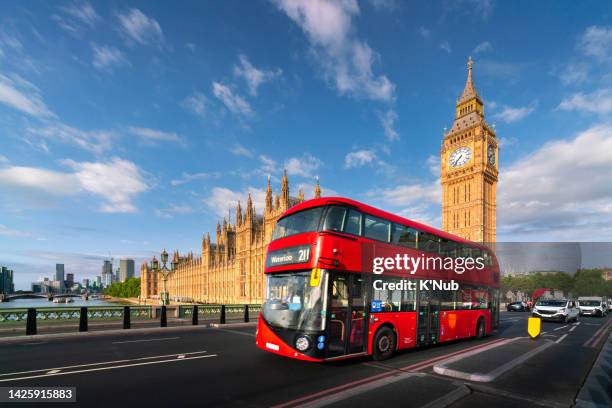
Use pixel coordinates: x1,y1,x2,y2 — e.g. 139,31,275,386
0,321,257,344
575,332,612,408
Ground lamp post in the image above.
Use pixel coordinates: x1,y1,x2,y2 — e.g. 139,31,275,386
150,249,177,306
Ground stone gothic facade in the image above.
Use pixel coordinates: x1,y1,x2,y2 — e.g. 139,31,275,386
140,172,321,304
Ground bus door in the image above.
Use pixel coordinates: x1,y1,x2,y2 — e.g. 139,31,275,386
326,273,367,357
417,287,440,346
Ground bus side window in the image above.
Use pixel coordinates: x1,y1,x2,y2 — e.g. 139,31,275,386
419,232,441,255
402,288,416,311
323,206,347,232
364,214,391,242
344,210,362,236
392,224,418,248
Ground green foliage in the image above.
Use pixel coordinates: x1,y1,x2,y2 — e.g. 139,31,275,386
104,278,141,298
503,269,612,298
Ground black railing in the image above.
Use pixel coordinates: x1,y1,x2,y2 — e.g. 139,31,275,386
9,304,261,336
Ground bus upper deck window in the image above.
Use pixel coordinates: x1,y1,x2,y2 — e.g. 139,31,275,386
344,210,362,235
323,206,347,232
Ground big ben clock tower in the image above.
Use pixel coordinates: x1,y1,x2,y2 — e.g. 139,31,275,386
441,57,498,243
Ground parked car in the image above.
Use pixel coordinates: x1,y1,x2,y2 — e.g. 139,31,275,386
532,299,579,323
577,297,607,317
507,301,529,312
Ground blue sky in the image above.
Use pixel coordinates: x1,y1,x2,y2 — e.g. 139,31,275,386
1,0,612,288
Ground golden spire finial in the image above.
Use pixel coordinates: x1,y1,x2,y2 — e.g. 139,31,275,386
467,56,473,71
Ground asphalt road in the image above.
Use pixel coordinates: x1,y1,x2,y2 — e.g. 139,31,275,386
0,311,609,408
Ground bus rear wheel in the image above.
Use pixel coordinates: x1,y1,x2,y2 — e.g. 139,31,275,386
475,318,486,339
373,327,395,361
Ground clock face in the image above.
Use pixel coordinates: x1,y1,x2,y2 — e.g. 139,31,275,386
449,147,472,168
487,144,496,165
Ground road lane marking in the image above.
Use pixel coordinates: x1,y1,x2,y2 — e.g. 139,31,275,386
554,325,568,331
584,319,612,348
46,370,60,374
0,350,208,377
215,328,256,337
569,326,577,332
556,334,568,343
177,354,185,359
0,354,218,383
573,322,581,326
112,336,180,344
271,337,510,408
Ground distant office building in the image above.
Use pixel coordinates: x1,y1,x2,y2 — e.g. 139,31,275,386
56,264,65,282
31,282,42,293
119,259,135,282
51,280,63,293
95,275,102,286
66,273,74,287
101,260,113,288
1,266,15,294
83,278,90,288
602,269,612,281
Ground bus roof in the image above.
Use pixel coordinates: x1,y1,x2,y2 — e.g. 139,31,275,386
281,196,490,251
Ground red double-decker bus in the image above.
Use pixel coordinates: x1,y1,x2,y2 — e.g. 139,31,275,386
256,197,500,361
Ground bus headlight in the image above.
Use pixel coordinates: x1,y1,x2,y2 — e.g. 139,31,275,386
295,336,311,352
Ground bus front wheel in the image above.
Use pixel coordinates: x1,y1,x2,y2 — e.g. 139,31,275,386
373,327,395,361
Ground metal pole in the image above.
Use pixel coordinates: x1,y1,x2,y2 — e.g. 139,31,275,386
192,305,198,325
123,306,130,329
160,305,167,327
79,307,88,332
220,305,226,324
26,308,37,335
244,304,249,323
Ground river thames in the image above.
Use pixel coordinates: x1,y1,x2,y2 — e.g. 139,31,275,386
0,298,127,309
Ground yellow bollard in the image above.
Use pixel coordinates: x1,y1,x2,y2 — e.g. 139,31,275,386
528,317,541,339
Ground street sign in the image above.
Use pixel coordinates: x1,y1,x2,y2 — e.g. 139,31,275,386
528,317,541,339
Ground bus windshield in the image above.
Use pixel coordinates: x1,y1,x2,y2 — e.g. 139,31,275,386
262,271,328,331
272,207,323,240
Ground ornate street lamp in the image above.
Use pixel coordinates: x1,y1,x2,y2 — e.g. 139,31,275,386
150,249,177,305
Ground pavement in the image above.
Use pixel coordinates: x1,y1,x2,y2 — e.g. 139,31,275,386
0,311,609,407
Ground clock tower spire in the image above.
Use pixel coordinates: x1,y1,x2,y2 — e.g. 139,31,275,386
441,57,498,243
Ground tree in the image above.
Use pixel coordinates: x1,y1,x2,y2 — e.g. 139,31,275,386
104,278,141,298
573,269,606,297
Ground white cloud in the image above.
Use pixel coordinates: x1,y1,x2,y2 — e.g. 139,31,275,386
0,155,8,164
426,155,440,176
26,123,113,154
0,158,148,213
155,205,194,218
233,54,282,96
60,1,100,26
492,104,536,123
171,172,218,186
230,143,254,158
558,63,589,85
558,88,612,114
128,126,185,146
62,157,149,213
416,27,431,39
206,186,266,218
285,153,323,177
182,91,207,117
53,1,100,33
212,82,252,116
274,0,395,102
0,73,55,118
379,109,399,141
473,41,492,54
366,181,441,226
344,149,376,168
116,8,164,46
259,154,278,175
498,136,518,148
439,41,452,54
91,44,128,71
0,225,44,240
0,166,80,195
578,25,612,61
498,124,612,239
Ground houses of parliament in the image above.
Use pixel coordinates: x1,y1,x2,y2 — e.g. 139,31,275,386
140,58,498,304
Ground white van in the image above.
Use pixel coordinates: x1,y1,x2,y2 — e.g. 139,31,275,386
577,297,607,317
532,299,579,323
